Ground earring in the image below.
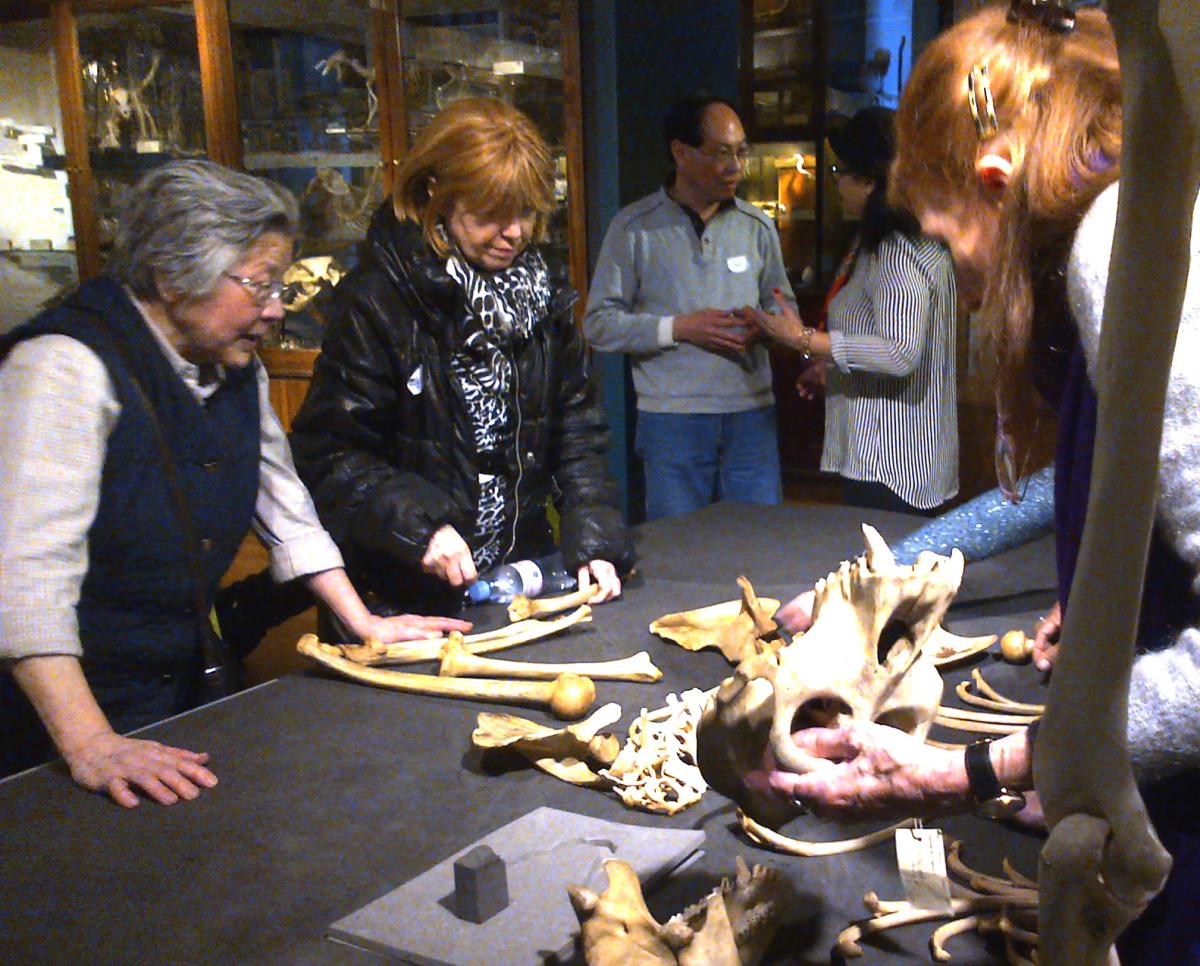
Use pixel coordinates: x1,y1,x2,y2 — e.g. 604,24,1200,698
978,152,1013,189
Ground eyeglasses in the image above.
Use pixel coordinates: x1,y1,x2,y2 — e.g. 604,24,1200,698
225,272,287,305
694,143,751,168
830,163,871,181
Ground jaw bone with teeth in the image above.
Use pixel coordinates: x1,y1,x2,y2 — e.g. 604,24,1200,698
697,525,964,827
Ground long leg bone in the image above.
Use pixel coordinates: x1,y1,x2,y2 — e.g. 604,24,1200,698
297,634,595,719
439,636,662,683
739,810,917,856
335,605,592,666
507,584,601,622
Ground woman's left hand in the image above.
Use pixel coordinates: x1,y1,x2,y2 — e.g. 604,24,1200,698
577,560,621,604
355,612,473,643
758,719,971,821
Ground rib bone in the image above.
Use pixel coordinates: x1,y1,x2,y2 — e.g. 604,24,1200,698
297,634,595,719
739,810,916,856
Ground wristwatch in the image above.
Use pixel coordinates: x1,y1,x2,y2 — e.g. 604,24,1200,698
965,738,1027,820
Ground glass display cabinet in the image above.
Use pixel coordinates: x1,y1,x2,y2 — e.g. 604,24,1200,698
400,0,575,270
0,0,587,355
739,0,948,294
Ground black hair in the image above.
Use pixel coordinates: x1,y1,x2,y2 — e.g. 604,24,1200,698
830,107,919,252
662,92,741,165
859,179,921,253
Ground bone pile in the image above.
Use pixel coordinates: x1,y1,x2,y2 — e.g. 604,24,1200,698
471,689,711,815
836,839,1038,965
599,688,711,815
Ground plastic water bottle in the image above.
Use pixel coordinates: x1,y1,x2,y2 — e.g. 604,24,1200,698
465,552,577,605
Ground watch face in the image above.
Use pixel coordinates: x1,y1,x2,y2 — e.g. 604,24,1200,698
977,792,1027,821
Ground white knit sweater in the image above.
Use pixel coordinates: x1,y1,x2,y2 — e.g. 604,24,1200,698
1067,182,1200,782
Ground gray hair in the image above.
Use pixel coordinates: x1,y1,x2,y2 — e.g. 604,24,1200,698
109,159,299,301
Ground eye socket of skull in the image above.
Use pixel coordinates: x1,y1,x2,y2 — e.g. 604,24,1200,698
792,695,853,732
877,617,915,665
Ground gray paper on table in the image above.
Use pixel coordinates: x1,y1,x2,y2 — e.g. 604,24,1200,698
327,806,705,965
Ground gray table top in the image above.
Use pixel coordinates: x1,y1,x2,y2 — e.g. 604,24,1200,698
0,502,1057,965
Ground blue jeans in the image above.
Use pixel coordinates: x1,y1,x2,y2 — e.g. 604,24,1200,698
636,407,782,521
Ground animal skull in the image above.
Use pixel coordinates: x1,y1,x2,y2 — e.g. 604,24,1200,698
568,856,792,966
697,525,959,827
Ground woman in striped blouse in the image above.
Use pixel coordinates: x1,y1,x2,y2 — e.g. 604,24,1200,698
748,106,959,514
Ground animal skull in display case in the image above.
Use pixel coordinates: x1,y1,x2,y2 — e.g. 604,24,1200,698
697,525,967,827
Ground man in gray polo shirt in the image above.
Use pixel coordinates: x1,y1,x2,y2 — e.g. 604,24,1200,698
584,93,794,520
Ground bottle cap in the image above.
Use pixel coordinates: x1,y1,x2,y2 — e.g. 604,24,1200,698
466,580,492,604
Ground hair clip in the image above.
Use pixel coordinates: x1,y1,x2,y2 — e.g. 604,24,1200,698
967,65,999,140
1007,0,1076,33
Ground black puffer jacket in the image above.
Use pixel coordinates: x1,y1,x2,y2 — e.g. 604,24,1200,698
291,204,634,614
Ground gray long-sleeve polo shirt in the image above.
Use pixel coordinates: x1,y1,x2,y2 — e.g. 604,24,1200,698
583,189,794,414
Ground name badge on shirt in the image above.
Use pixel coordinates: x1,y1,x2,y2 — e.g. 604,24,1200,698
726,255,749,273
407,366,423,396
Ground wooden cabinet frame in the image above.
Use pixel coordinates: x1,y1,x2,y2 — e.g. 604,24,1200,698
3,0,589,304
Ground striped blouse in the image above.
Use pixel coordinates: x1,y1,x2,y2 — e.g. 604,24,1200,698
821,231,959,510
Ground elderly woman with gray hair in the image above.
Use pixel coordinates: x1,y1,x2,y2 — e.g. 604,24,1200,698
0,160,468,807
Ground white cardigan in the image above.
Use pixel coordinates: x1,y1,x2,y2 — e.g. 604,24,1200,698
1067,183,1200,781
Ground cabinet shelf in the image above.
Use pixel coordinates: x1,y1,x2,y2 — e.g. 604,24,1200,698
43,148,205,173
405,24,562,80
244,150,381,171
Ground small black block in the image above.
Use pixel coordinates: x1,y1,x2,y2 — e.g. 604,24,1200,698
453,845,509,923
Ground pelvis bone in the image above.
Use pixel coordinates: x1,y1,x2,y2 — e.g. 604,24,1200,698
698,525,965,828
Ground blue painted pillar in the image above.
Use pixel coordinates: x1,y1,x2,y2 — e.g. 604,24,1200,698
580,0,741,521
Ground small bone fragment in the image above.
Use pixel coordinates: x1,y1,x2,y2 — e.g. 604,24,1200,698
454,845,509,923
739,810,917,856
471,704,622,786
1000,629,1033,664
507,584,601,622
337,605,592,666
440,636,662,682
297,634,595,719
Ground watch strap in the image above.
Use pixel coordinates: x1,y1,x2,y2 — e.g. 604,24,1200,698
965,738,1003,802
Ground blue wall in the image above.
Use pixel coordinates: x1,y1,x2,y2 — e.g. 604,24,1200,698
581,0,741,520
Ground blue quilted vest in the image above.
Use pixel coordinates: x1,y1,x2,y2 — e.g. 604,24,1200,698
0,277,260,757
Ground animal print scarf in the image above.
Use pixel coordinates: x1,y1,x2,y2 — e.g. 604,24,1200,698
445,245,551,570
